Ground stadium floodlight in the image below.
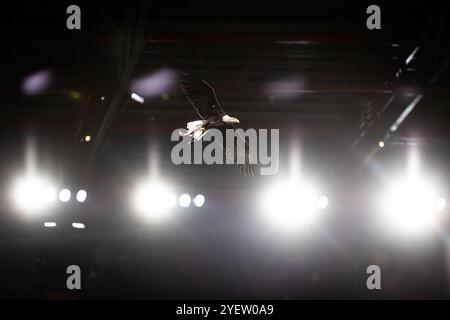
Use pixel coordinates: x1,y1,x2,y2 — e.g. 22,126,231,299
76,190,87,203
317,196,329,210
379,175,446,235
59,189,71,202
260,178,326,231
436,198,446,211
132,180,176,222
193,194,205,207
179,194,191,208
10,173,56,215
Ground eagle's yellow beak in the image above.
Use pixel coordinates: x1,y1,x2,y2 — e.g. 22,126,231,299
233,118,240,124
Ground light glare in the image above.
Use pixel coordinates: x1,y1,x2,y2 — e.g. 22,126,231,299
22,70,52,95
179,194,191,208
260,179,322,231
132,181,176,222
76,190,87,203
130,69,176,97
131,93,145,104
317,196,329,210
380,176,444,235
72,222,85,229
193,194,205,207
11,174,56,214
59,189,71,202
436,198,446,211
44,222,57,228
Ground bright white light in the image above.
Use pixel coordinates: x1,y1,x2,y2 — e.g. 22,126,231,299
44,222,57,228
179,194,191,208
260,179,323,231
11,174,56,215
317,196,329,210
193,194,205,207
131,93,144,104
132,181,176,222
84,135,91,142
72,222,85,229
76,190,87,203
380,176,444,235
436,198,446,211
43,186,57,203
59,189,71,202
378,141,385,148
167,193,177,207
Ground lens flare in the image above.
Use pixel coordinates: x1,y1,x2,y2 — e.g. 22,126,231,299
380,176,444,235
11,174,56,215
260,179,325,231
193,194,205,207
132,181,176,222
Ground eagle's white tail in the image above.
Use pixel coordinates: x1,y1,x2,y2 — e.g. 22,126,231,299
179,120,206,140
187,120,204,130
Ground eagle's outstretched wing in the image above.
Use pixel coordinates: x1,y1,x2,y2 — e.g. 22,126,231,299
180,69,225,120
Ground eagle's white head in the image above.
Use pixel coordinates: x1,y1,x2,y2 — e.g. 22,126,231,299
222,114,240,124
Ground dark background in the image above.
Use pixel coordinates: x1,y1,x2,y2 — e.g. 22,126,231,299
0,1,449,299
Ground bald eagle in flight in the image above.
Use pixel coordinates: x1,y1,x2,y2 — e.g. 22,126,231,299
179,69,240,140
179,69,258,176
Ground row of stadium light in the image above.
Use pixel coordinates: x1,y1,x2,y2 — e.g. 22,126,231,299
10,173,88,215
258,174,446,235
131,179,206,222
8,165,448,237
256,146,447,235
